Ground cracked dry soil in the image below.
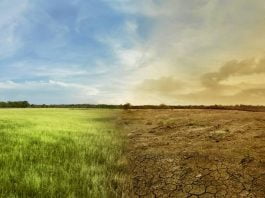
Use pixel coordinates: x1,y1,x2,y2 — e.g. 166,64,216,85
120,109,265,198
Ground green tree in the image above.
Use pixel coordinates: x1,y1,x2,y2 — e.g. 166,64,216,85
123,103,131,110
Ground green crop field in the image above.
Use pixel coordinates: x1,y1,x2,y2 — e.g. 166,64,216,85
0,108,126,198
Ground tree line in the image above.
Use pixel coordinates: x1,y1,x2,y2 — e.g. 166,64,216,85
0,101,30,108
1,101,265,112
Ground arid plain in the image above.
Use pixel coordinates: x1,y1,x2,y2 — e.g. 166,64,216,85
119,109,265,197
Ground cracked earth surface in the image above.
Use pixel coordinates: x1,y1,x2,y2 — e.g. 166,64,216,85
120,109,265,198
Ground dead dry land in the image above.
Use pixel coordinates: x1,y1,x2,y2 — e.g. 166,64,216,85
120,109,265,198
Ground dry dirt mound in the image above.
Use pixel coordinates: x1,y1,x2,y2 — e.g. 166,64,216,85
120,109,265,198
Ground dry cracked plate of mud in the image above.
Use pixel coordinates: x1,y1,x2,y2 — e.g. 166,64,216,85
120,109,265,198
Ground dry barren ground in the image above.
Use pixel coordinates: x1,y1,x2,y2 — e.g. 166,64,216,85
120,109,265,198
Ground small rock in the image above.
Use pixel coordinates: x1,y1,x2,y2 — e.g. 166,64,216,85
127,133,134,137
240,190,249,197
166,158,174,163
189,185,205,195
206,185,217,194
148,130,155,133
196,174,202,178
240,156,254,166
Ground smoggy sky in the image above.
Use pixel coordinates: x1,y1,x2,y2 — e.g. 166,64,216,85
0,0,265,105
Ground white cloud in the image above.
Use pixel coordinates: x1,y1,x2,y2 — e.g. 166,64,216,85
105,0,179,17
96,17,154,72
0,81,18,89
48,80,98,96
1,60,110,81
0,80,99,103
0,80,98,94
0,0,29,27
0,0,30,59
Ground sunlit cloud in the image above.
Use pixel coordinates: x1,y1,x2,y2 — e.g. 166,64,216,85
128,0,265,105
135,57,265,105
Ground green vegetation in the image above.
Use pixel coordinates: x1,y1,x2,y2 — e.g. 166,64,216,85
0,109,126,197
0,101,30,108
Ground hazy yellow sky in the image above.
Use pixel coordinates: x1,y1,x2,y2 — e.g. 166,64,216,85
121,0,265,105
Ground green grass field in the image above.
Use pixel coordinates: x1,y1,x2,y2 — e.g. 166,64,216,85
0,108,126,198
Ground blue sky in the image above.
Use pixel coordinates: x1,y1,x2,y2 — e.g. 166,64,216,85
0,0,153,104
1,0,265,105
